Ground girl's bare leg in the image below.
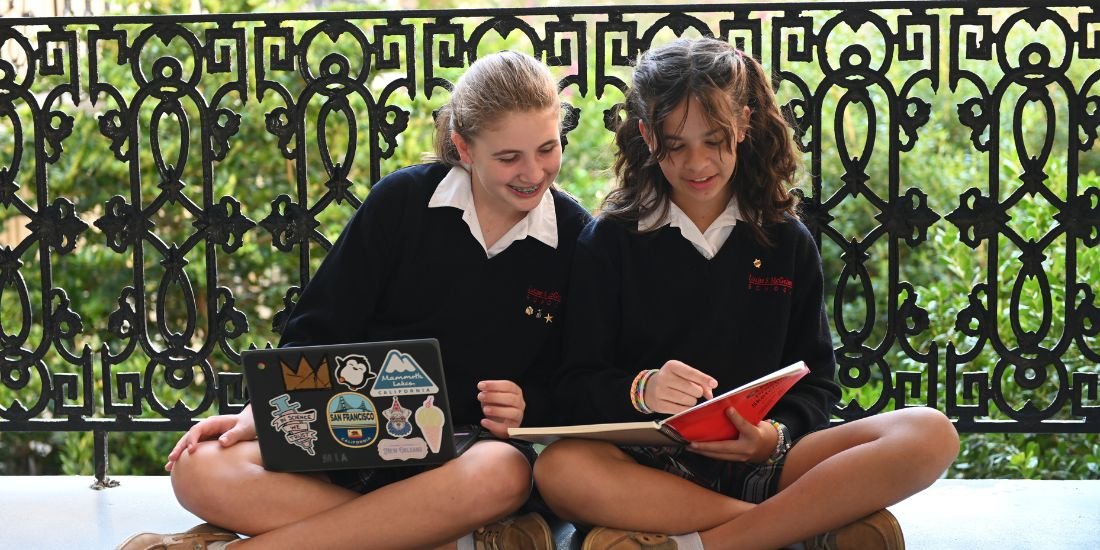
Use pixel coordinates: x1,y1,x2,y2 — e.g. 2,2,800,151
171,439,533,549
702,407,959,549
534,440,754,534
535,407,958,550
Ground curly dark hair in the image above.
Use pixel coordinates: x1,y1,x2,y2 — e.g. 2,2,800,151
602,37,800,246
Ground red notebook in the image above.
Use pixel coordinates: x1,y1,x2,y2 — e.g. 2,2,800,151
509,361,810,446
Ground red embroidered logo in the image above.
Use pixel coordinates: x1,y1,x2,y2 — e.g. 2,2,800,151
747,274,793,294
524,287,561,323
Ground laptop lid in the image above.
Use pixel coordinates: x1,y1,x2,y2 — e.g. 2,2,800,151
242,338,457,472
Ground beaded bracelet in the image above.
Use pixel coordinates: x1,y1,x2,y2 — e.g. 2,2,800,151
630,369,659,414
766,419,791,464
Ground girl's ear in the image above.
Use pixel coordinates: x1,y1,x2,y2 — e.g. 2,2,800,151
736,106,752,143
451,131,473,164
638,120,655,153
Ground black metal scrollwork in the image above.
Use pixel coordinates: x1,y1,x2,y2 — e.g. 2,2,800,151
0,3,1097,484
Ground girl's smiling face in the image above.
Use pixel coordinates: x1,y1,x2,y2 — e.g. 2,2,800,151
642,96,747,231
453,106,562,224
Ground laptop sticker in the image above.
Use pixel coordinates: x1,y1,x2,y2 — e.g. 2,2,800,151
378,437,430,461
268,394,319,456
376,397,431,461
414,396,446,453
369,349,440,396
281,355,332,391
334,354,376,391
326,392,379,449
382,397,414,437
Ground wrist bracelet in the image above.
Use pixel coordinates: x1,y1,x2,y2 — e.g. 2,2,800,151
766,419,791,464
630,369,659,414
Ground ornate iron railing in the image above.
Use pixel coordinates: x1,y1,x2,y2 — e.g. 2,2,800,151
1,1,1098,483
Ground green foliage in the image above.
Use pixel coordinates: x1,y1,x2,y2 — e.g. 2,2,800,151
2,4,1098,481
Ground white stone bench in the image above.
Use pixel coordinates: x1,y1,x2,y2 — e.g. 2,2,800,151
4,476,1098,549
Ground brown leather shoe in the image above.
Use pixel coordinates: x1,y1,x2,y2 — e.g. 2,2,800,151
581,527,677,550
804,509,905,550
115,526,240,550
474,512,553,550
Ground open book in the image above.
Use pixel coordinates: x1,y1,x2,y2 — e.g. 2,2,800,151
509,361,809,446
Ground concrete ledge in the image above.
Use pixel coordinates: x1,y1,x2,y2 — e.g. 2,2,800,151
2,476,1098,549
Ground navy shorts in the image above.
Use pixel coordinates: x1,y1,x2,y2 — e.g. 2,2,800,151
620,444,788,504
325,425,539,495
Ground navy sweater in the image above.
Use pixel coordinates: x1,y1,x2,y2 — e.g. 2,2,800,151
280,163,592,428
556,213,840,440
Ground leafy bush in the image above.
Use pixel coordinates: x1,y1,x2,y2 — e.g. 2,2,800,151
2,2,1097,480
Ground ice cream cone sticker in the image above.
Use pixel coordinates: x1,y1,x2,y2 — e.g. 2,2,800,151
415,396,445,453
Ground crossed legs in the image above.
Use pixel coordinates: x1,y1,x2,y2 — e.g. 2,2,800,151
171,439,532,549
534,407,959,550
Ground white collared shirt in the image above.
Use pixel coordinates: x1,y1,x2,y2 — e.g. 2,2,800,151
428,166,558,258
638,196,743,259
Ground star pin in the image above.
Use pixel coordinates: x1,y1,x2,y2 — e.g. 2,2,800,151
544,313,553,324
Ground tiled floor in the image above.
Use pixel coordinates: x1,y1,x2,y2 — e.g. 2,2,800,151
2,476,1098,549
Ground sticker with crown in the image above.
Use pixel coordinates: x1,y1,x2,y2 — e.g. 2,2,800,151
369,349,439,396
281,355,332,391
326,392,379,449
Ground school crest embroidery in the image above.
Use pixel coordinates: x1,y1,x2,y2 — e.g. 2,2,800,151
524,286,561,324
747,273,793,294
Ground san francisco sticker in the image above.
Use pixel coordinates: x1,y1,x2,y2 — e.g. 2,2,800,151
326,392,379,448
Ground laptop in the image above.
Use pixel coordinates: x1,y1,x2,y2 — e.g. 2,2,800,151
242,338,459,472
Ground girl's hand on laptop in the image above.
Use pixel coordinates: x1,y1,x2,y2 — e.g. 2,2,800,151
477,380,525,438
165,404,258,471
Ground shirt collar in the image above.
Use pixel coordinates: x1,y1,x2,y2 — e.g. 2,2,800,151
638,194,743,232
638,194,743,259
428,166,558,257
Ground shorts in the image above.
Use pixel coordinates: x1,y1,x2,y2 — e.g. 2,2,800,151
620,444,788,504
326,425,539,495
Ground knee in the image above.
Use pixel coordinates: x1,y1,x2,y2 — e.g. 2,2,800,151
533,439,613,505
170,441,234,516
901,407,960,469
453,443,532,516
533,439,585,489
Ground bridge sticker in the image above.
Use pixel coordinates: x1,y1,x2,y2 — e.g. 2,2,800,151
326,392,379,449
